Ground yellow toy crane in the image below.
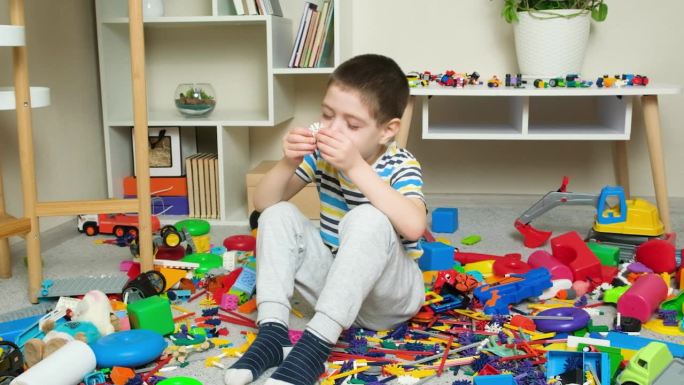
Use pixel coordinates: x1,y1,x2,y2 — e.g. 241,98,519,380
515,177,665,248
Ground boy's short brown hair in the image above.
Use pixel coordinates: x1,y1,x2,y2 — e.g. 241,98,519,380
328,54,409,125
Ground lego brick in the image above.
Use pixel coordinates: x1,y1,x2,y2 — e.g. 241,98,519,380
418,242,455,271
431,207,458,233
38,274,130,298
123,176,187,197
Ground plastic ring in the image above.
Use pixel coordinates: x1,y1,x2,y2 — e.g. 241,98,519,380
534,307,590,333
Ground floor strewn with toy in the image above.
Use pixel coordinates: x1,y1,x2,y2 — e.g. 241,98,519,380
0,192,683,385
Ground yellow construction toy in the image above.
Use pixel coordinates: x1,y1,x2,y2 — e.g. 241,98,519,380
515,177,665,248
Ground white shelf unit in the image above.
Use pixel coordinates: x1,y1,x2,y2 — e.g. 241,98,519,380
95,0,348,224
414,84,680,141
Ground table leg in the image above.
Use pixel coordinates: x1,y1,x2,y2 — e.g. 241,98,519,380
612,141,630,199
0,162,11,278
397,95,416,149
641,95,671,233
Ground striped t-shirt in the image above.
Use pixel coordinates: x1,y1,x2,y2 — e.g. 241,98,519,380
295,141,425,259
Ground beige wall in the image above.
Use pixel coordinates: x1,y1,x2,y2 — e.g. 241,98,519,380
0,0,105,240
1,0,682,244
253,0,684,198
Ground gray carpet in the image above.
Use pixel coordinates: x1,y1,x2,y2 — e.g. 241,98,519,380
1,194,683,385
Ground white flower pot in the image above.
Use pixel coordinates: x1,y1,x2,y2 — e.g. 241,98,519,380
513,9,591,78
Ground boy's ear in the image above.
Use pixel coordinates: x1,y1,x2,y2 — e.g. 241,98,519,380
380,117,401,145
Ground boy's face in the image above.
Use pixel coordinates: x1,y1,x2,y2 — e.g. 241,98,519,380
319,84,397,164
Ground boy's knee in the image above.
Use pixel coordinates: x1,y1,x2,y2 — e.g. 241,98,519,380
258,201,300,226
340,204,391,232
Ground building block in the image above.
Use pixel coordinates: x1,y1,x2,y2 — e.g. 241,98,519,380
617,273,668,323
473,374,515,385
551,232,615,285
231,265,256,295
431,208,458,233
157,268,187,291
635,239,677,273
37,274,130,298
587,242,620,267
418,242,455,271
127,295,174,336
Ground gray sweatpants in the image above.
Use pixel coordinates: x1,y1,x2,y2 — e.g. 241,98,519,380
255,202,425,343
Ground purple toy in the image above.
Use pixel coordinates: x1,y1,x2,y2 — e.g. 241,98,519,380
534,307,590,333
617,273,668,323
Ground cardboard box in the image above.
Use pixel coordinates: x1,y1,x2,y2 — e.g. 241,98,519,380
246,161,319,219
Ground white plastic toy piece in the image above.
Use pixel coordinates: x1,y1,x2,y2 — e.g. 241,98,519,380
309,121,321,139
10,340,96,385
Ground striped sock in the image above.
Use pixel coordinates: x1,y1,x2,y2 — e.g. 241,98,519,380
224,322,292,385
267,329,333,385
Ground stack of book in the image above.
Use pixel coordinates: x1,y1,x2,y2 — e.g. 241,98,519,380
185,153,220,219
289,0,334,68
233,0,283,16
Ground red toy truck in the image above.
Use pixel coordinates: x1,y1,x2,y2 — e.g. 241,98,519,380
77,213,160,237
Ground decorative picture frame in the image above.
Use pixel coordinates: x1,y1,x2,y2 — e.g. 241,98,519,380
133,126,182,177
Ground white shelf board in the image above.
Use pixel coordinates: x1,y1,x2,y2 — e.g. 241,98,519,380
423,124,523,140
0,25,25,46
410,83,682,96
273,67,335,75
100,15,268,26
106,108,277,127
526,124,629,140
0,87,50,110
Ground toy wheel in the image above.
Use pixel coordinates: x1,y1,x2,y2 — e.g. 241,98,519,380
83,223,99,236
161,225,182,247
128,227,138,238
113,226,126,238
145,270,167,294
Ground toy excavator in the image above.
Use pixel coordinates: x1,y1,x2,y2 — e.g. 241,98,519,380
515,177,665,248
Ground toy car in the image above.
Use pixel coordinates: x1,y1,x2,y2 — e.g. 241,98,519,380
77,213,161,238
487,76,501,88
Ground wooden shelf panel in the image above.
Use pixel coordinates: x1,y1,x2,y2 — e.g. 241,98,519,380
0,215,31,238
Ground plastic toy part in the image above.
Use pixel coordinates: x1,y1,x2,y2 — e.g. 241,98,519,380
418,242,455,271
431,208,458,233
473,268,552,315
616,342,673,385
527,250,574,281
473,373,515,385
174,219,210,237
596,186,627,224
635,239,677,273
617,274,668,323
127,295,175,336
223,234,256,252
534,307,590,333
551,231,617,286
156,378,204,385
492,254,531,276
90,329,167,368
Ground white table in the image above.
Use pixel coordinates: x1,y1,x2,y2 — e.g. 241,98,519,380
399,83,681,233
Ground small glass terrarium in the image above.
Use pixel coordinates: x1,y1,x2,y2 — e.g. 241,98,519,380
174,83,216,117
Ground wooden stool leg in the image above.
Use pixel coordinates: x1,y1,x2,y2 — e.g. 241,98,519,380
612,141,630,199
641,95,671,233
0,162,12,278
396,95,416,149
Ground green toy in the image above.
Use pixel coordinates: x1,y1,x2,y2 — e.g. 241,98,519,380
127,295,175,336
461,235,481,246
616,342,673,385
174,219,210,237
182,253,223,277
156,377,203,385
587,242,620,266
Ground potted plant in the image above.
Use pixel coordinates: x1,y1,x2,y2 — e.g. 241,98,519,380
500,1,608,78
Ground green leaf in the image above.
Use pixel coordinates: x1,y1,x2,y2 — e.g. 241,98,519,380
502,4,518,23
592,3,608,22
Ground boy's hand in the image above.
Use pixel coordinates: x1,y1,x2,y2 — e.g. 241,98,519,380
282,127,316,167
316,129,363,173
